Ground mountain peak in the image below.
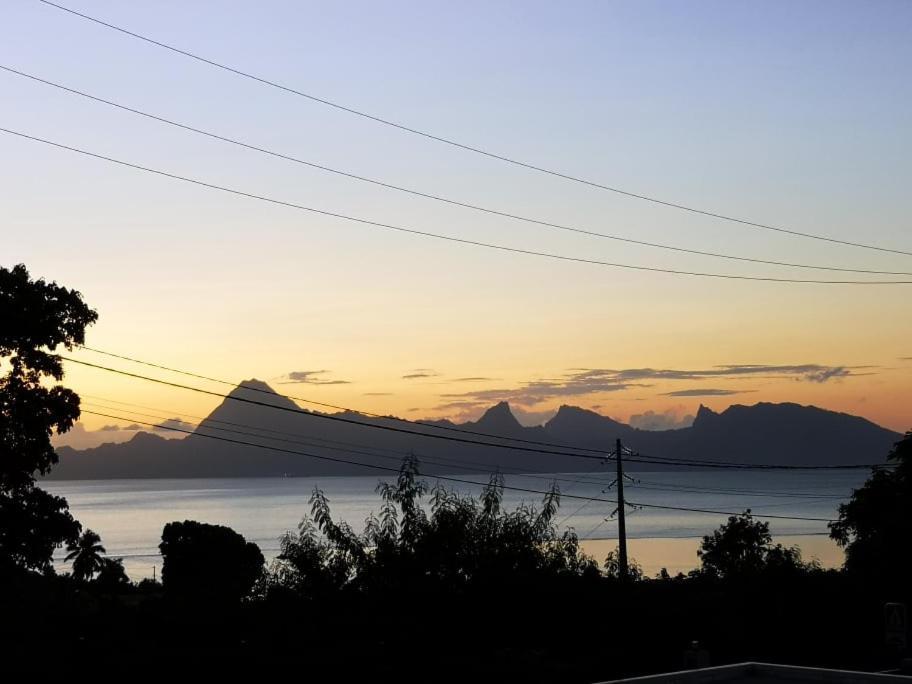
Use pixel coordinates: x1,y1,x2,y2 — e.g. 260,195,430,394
692,404,719,427
222,379,300,410
233,378,275,394
474,401,522,432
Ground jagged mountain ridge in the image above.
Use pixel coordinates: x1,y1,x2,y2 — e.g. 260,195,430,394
47,380,902,479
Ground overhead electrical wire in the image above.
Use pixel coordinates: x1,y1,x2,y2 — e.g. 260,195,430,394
4,127,909,285
78,396,857,502
75,346,614,456
4,64,908,278
79,395,857,504
79,399,620,490
62,354,889,471
36,0,912,259
79,408,839,523
69,348,897,472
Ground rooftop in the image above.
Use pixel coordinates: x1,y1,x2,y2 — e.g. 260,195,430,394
598,662,911,683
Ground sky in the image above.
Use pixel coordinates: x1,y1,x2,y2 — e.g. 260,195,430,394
2,0,911,444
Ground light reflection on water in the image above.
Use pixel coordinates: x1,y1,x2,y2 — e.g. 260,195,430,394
43,470,864,580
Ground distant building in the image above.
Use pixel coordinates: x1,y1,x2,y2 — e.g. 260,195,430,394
598,662,910,683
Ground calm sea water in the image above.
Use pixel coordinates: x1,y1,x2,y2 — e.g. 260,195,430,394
43,470,866,580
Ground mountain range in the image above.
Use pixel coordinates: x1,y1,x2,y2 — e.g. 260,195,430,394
47,379,902,479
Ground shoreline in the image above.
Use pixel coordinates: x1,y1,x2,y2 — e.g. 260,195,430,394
580,534,843,577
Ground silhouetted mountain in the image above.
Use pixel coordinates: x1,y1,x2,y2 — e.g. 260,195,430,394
470,401,524,434
47,382,902,479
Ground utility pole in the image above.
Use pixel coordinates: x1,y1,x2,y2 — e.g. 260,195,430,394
615,437,629,581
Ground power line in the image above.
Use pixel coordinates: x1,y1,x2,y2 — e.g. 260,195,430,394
78,408,839,523
630,479,849,499
80,397,855,500
62,356,612,462
624,499,833,522
5,127,908,285
62,354,888,471
5,65,908,279
76,346,612,456
79,398,621,490
37,0,912,259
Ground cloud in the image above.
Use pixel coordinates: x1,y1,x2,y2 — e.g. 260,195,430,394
452,377,499,382
279,370,351,385
402,370,439,380
629,409,695,431
52,421,169,450
802,367,851,383
585,364,869,383
428,361,865,420
152,417,196,432
662,388,751,397
363,392,393,396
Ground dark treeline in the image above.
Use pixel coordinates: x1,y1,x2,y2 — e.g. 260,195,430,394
2,264,910,680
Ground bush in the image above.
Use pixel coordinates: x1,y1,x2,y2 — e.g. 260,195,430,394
160,520,264,603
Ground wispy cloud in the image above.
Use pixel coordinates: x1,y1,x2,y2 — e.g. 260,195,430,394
402,369,439,380
363,392,393,396
452,376,499,382
662,388,753,397
430,362,868,418
152,417,196,432
629,409,694,431
278,370,351,385
578,364,871,383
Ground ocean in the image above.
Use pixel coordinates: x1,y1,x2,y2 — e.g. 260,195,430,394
43,469,866,580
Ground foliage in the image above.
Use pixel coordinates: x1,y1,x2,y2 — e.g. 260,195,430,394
830,431,912,587
160,520,265,602
65,529,107,582
268,456,599,600
0,264,95,572
93,557,131,591
698,510,818,579
603,547,644,581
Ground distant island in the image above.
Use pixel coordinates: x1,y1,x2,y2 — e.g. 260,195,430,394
50,380,900,480
48,380,900,479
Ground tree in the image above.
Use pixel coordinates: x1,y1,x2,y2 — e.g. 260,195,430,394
0,264,96,573
830,431,912,587
270,456,600,599
604,547,644,581
160,520,265,603
698,510,814,579
93,557,131,591
65,529,107,582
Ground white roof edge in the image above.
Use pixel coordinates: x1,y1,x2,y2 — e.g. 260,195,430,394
596,662,911,683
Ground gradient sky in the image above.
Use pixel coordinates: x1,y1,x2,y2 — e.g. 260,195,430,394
3,0,911,442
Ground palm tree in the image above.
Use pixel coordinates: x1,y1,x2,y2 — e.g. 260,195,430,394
65,529,106,582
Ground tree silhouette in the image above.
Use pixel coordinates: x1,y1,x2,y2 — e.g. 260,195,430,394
0,264,96,573
94,557,130,591
65,529,107,582
830,431,912,588
269,456,599,600
160,520,265,603
698,510,815,579
604,547,644,581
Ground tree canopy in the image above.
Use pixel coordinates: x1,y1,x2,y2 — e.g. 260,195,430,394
65,529,107,582
830,431,912,588
160,520,265,603
266,457,600,600
0,263,97,573
698,510,817,579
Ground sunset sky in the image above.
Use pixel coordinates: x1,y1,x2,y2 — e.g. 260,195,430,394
3,1,910,444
